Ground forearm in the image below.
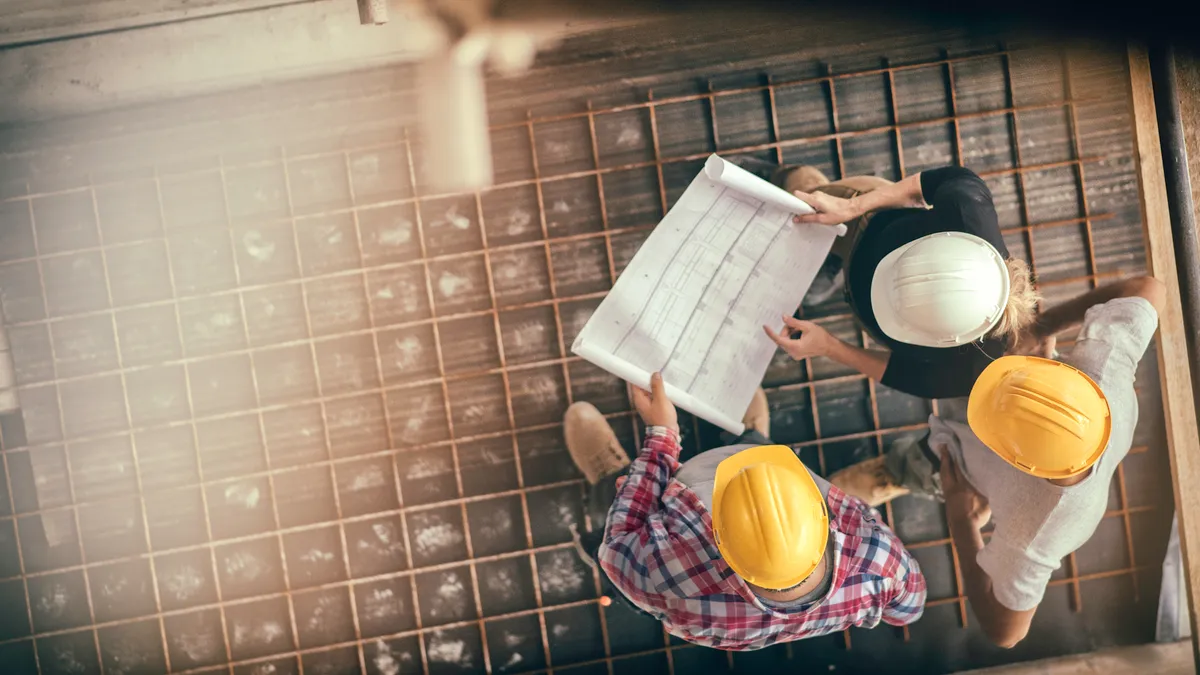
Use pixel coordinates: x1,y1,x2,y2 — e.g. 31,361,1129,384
603,426,680,540
949,520,992,613
948,520,1027,647
1036,276,1163,336
824,337,890,382
848,173,925,215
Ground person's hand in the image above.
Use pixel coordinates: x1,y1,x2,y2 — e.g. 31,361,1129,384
763,316,832,361
940,448,991,532
631,371,679,433
791,190,861,226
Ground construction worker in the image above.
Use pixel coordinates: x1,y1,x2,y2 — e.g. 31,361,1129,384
734,159,1040,400
826,275,1166,647
566,374,926,650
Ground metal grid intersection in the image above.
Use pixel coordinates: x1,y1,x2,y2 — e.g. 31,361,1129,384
0,44,1162,675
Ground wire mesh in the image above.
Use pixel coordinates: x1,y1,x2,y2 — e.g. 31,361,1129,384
0,42,1166,675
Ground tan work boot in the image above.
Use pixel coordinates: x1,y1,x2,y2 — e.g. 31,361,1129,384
781,165,831,194
564,402,630,484
743,388,770,438
828,455,910,507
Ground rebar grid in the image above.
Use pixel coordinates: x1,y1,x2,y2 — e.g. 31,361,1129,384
0,44,1162,674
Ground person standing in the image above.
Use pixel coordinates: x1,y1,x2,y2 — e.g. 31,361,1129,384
824,275,1166,646
734,159,1040,401
566,375,926,650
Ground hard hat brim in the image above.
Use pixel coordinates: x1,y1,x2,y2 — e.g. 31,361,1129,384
870,231,1009,348
967,356,1112,479
712,445,829,590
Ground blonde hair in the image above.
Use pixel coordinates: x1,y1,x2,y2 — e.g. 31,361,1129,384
989,258,1041,346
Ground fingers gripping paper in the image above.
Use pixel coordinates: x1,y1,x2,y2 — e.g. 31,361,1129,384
571,155,846,434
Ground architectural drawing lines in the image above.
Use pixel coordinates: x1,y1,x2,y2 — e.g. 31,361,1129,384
682,218,792,391
658,200,767,379
611,185,728,353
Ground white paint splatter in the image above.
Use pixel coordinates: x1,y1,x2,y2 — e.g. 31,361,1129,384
551,199,571,214
539,550,585,597
428,573,468,620
438,270,472,298
485,567,518,601
362,586,403,620
232,619,285,647
616,124,642,148
175,630,220,663
36,583,69,618
372,639,407,675
319,224,344,245
306,593,339,631
413,520,464,556
375,286,395,300
503,653,524,669
165,565,206,601
248,664,278,675
403,395,434,439
242,230,276,262
350,465,387,492
504,631,524,648
506,209,532,236
300,548,335,564
357,522,405,561
545,140,572,158
405,455,450,480
500,259,523,280
427,632,470,666
378,219,414,247
223,551,267,581
392,335,423,371
480,508,513,541
261,298,277,317
100,575,128,599
552,623,570,638
553,500,577,531
446,205,471,230
520,375,559,406
462,404,488,423
224,482,260,509
51,647,84,674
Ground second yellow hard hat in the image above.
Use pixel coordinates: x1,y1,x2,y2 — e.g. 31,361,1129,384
968,355,1111,479
712,445,829,591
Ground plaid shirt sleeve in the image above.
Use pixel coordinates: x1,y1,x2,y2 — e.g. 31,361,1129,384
880,530,927,626
597,426,691,621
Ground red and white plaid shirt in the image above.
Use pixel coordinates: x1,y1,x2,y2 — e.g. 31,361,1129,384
598,427,926,651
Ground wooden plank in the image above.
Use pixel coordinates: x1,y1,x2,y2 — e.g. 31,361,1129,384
1127,42,1200,663
955,640,1194,675
0,0,324,47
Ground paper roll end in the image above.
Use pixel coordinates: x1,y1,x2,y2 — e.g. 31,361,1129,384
704,154,725,181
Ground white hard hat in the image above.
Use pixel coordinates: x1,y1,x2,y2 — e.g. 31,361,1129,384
870,232,1009,347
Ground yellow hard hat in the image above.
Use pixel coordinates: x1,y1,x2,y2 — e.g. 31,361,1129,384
967,355,1111,479
712,445,829,590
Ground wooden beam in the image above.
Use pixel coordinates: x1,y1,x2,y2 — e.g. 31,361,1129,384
1127,42,1200,663
0,0,328,48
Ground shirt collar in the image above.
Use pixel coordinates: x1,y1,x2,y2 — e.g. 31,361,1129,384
738,523,849,615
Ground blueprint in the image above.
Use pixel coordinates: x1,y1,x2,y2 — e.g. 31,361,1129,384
572,155,844,433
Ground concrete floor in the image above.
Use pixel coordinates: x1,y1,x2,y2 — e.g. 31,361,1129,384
0,13,1176,675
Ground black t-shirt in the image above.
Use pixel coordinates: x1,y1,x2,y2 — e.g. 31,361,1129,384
847,166,1009,399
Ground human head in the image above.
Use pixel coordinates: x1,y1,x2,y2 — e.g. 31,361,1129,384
871,232,1014,347
967,355,1112,479
712,445,828,590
